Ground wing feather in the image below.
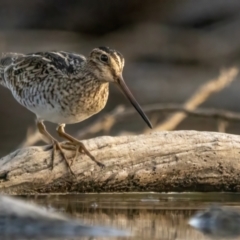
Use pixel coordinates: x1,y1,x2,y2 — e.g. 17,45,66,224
2,51,86,82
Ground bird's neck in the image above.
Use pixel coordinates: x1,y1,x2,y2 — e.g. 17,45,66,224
80,74,109,112
80,70,109,94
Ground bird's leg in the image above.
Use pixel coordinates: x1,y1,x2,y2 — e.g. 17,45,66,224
56,124,105,167
36,120,75,175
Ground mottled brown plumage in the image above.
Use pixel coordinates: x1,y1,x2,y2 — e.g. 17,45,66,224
0,47,152,174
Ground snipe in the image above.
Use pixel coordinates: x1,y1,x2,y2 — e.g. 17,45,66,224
0,46,152,174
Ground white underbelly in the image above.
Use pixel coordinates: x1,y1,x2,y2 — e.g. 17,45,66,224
28,105,95,124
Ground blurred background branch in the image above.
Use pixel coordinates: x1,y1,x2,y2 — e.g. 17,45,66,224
153,67,238,131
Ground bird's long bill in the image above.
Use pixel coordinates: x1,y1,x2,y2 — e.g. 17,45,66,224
117,76,152,128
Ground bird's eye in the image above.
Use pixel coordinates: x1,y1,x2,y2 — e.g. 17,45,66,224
100,54,108,63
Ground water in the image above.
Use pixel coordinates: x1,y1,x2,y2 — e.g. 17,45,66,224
13,192,240,240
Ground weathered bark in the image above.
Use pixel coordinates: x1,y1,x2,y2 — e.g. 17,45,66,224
0,130,240,194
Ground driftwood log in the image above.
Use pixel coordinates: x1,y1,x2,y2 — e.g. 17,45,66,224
0,130,240,194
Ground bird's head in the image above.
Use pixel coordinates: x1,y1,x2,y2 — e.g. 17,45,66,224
88,46,152,129
88,46,124,82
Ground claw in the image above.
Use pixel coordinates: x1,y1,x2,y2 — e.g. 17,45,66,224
52,141,75,175
37,120,105,173
57,124,105,168
37,120,76,175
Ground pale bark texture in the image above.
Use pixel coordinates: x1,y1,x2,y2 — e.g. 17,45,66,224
0,130,240,194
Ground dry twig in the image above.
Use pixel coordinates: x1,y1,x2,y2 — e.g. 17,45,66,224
75,103,240,138
152,67,239,131
20,103,240,147
18,126,42,148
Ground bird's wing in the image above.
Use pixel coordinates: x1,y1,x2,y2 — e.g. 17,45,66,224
2,51,87,81
27,51,87,76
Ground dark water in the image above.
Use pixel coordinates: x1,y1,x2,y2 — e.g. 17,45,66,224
17,193,240,240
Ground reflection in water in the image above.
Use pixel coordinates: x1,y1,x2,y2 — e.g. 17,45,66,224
0,195,129,240
18,193,240,240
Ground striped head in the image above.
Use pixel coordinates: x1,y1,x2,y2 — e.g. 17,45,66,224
88,46,152,129
88,46,124,83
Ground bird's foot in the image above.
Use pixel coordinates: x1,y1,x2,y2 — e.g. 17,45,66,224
56,124,105,168
60,141,105,168
51,140,75,175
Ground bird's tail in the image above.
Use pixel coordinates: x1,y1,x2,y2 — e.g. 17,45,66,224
0,52,24,88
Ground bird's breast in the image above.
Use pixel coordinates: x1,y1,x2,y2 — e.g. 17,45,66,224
75,82,109,116
36,82,109,124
